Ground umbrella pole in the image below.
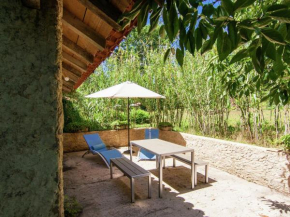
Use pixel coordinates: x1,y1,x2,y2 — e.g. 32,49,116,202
127,97,130,150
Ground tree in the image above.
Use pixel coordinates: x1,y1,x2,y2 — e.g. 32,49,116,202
119,0,290,105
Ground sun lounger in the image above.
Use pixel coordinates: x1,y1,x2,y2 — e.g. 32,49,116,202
82,133,123,168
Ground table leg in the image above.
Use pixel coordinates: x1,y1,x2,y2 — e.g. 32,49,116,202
191,151,194,189
159,155,163,198
130,142,132,161
156,156,159,169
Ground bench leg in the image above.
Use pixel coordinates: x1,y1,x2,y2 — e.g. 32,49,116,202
110,162,113,179
148,175,152,199
205,165,209,183
173,158,176,167
130,178,135,203
191,152,195,189
194,164,197,186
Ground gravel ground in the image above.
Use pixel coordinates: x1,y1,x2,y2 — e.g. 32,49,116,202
63,148,290,217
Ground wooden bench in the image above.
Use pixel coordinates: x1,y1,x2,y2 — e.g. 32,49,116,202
172,153,209,185
110,157,152,203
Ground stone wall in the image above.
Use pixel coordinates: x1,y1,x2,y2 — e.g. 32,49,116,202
64,128,148,152
176,133,290,194
64,130,289,194
0,1,63,216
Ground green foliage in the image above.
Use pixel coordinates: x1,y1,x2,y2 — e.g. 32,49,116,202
63,97,106,132
158,122,173,128
63,99,88,133
67,26,289,149
279,134,290,151
130,109,150,124
65,122,89,133
64,195,82,217
119,0,290,105
111,120,127,127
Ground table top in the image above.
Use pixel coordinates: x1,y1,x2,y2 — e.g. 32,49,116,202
130,139,194,156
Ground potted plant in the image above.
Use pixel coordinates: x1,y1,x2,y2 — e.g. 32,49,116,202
158,122,173,131
111,120,128,130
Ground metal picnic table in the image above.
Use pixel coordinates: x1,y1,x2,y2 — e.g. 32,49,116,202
130,139,195,198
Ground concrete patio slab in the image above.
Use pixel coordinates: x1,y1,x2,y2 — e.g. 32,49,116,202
63,149,290,217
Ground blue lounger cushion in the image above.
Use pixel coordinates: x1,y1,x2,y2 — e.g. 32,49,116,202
83,134,106,151
83,133,123,168
91,143,106,151
99,149,123,165
138,129,159,161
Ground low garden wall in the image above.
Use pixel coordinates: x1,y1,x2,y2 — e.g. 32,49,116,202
179,133,290,194
63,130,290,194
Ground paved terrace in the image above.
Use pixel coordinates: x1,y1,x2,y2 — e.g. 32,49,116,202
64,148,290,217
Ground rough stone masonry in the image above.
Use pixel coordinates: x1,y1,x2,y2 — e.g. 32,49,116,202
0,0,64,216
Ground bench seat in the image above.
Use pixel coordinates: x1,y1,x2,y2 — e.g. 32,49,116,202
110,157,151,202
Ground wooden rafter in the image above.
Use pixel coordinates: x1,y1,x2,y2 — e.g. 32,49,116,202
62,85,72,93
62,8,106,51
63,79,75,89
74,19,138,89
62,62,83,77
63,67,80,83
62,36,94,65
77,0,122,31
62,52,87,72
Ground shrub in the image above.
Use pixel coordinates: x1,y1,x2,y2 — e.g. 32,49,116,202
64,121,89,133
88,121,103,131
130,109,150,124
227,125,236,136
63,99,88,133
64,195,82,217
279,135,290,151
158,122,173,128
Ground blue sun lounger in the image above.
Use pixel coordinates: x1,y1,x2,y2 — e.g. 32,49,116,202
82,133,123,168
138,129,159,161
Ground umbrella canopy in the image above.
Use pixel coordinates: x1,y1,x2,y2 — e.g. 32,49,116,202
85,81,165,99
85,81,165,152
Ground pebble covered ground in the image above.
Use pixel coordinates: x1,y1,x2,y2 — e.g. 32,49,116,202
64,149,290,217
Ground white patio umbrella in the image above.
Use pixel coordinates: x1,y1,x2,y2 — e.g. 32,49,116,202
85,81,165,152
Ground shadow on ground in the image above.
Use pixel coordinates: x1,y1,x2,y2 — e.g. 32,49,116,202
261,197,290,214
63,151,205,217
149,166,215,193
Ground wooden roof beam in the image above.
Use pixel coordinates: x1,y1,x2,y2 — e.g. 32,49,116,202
62,51,87,73
62,62,83,77
63,79,75,89
62,8,106,51
62,36,94,65
77,0,122,31
62,85,72,93
62,68,80,83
